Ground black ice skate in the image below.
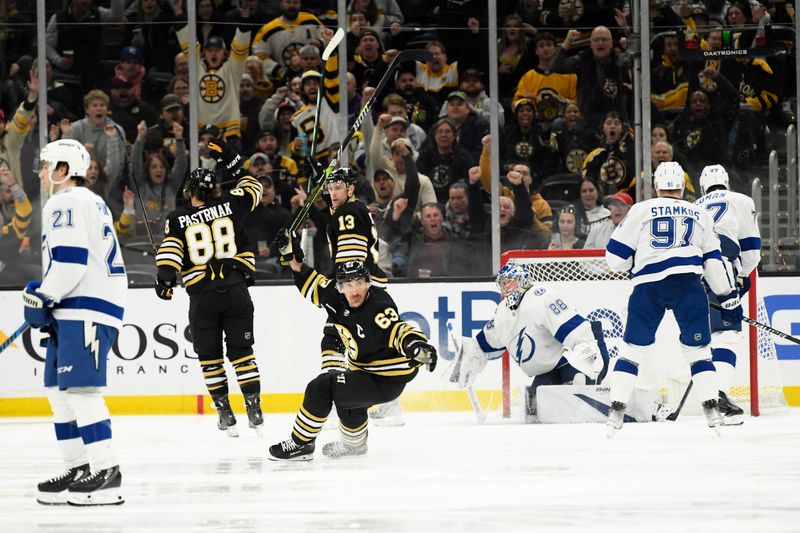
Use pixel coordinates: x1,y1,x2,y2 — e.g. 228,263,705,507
322,441,368,459
268,438,315,461
606,401,626,439
244,392,264,435
67,466,124,506
718,391,744,426
702,399,723,436
213,396,239,437
36,463,90,505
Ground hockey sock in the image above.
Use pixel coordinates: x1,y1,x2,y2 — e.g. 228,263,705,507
681,344,718,404
199,356,228,396
339,420,368,448
711,331,739,394
67,388,117,471
47,388,89,468
291,404,327,446
230,353,260,394
609,343,646,404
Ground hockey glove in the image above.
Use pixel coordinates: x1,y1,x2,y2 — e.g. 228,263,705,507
22,281,52,329
277,228,303,265
717,290,741,310
155,277,174,300
563,341,604,380
737,276,751,299
407,340,437,372
208,139,244,179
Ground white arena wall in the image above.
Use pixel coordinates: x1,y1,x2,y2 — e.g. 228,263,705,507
1,277,798,416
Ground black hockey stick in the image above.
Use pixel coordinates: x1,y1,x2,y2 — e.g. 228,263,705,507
709,302,800,345
666,381,693,421
308,27,345,170
128,161,159,255
0,321,29,355
288,47,433,233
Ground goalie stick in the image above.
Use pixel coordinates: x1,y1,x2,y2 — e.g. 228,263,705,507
447,323,487,424
0,322,30,355
308,27,345,170
288,47,433,233
709,302,800,345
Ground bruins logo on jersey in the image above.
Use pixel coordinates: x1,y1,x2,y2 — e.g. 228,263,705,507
281,43,304,68
432,164,452,188
600,156,626,187
200,74,226,103
686,129,702,149
566,148,587,174
514,140,534,159
334,324,359,361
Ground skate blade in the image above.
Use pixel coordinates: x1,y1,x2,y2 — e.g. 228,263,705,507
722,414,744,426
221,426,239,438
67,490,124,506
250,425,264,437
267,454,314,462
36,492,68,505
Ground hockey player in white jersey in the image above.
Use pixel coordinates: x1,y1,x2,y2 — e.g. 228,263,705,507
695,164,762,425
604,161,740,437
24,139,126,506
448,262,609,416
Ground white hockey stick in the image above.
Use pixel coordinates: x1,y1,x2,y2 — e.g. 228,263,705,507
447,323,486,424
309,27,345,161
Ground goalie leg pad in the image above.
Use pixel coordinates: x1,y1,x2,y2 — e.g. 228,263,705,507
681,344,718,404
66,388,117,471
47,387,89,468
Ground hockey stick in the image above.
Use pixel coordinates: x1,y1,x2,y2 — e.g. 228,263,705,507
0,322,30,355
447,323,487,424
288,47,433,233
128,161,159,255
709,302,800,345
308,27,345,170
666,381,693,421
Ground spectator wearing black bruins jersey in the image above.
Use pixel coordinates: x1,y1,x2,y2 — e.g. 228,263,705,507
155,139,264,438
267,248,437,461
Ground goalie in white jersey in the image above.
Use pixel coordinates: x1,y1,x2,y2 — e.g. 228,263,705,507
695,164,762,425
448,262,609,417
23,139,126,506
604,161,740,437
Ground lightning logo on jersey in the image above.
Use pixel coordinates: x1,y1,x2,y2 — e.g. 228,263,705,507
84,321,100,370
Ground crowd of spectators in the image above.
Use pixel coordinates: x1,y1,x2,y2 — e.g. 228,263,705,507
0,0,797,284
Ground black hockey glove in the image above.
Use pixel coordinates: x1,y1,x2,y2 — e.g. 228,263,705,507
407,340,437,372
155,277,174,300
208,138,244,179
276,228,303,265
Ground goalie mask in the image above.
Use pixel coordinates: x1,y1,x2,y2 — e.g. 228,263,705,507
496,263,534,310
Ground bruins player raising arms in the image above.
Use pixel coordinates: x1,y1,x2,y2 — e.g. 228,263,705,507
268,236,436,461
155,140,264,437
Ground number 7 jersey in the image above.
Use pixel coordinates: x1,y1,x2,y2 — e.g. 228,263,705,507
39,187,127,329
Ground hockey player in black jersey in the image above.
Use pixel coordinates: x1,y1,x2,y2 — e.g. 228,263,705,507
267,236,436,461
155,139,265,437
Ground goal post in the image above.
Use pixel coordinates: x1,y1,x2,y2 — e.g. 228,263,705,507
499,249,786,419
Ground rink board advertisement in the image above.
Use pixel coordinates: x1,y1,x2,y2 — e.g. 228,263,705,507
0,276,798,414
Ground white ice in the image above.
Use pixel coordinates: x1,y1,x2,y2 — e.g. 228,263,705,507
0,410,799,533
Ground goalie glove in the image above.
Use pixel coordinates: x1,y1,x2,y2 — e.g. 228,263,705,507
446,336,488,388
563,341,604,380
407,340,437,372
207,138,244,179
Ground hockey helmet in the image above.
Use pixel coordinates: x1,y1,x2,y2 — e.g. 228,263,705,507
496,262,535,310
183,168,217,199
699,164,730,195
328,167,357,186
653,161,685,192
39,139,91,183
335,260,371,290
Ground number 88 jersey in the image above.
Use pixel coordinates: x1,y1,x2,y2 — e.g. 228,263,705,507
156,175,262,294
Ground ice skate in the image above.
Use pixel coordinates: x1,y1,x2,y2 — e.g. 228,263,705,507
268,438,315,461
703,399,722,436
66,466,124,506
368,399,405,427
322,440,368,459
718,391,744,426
213,396,239,437
606,401,626,438
36,464,90,505
244,393,264,436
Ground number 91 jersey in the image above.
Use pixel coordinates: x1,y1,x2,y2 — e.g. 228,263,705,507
40,187,127,329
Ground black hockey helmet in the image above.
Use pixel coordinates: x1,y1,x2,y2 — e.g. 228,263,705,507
335,260,371,288
184,167,217,199
328,167,357,186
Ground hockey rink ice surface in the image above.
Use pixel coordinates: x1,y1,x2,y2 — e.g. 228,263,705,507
1,410,798,533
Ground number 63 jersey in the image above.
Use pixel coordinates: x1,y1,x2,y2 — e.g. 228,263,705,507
39,187,127,329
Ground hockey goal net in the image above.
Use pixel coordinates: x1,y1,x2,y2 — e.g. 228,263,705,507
499,249,787,418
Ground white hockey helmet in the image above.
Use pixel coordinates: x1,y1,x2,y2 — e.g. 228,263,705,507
40,139,91,184
699,164,730,195
653,161,685,192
